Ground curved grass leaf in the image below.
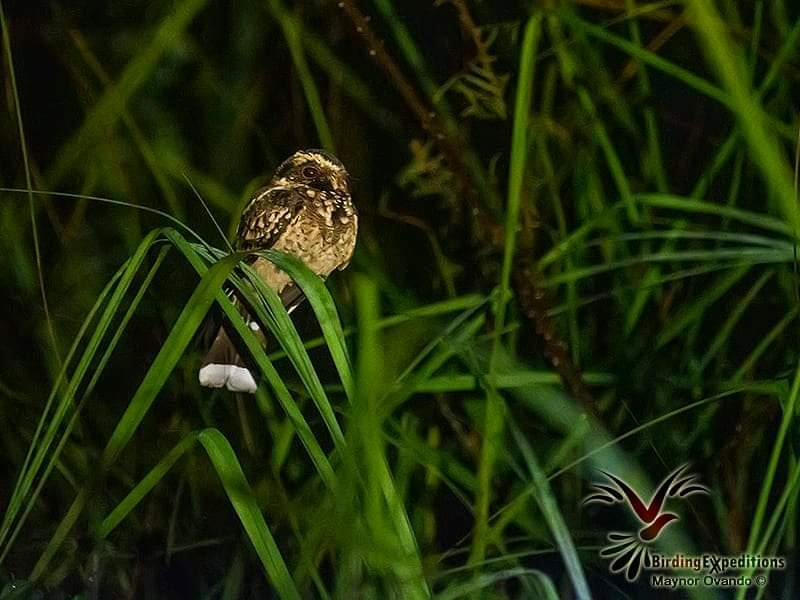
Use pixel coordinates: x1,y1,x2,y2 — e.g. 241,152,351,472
166,232,336,487
635,194,791,236
435,568,556,600
543,248,789,286
0,228,167,561
509,421,591,600
258,249,355,403
100,250,246,466
1,245,169,567
98,429,301,599
239,264,344,447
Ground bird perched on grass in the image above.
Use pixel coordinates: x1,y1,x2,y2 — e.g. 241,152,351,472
199,149,358,393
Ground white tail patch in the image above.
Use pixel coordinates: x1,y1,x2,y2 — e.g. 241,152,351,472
199,364,257,393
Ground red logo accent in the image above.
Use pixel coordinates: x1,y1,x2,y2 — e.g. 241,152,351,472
584,464,709,580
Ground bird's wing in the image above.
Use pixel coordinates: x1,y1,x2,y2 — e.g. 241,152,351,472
236,185,309,313
337,211,358,271
236,186,305,252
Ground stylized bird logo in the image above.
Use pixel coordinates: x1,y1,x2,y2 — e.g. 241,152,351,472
584,463,709,581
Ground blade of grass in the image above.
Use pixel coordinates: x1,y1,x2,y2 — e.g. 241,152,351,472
240,265,344,447
199,429,300,600
416,370,613,393
0,1,60,366
508,420,591,600
689,0,797,231
266,0,335,152
543,248,788,287
0,228,166,559
623,0,669,192
352,274,430,599
0,188,207,244
46,0,211,186
656,265,749,347
737,362,800,600
729,306,800,382
471,10,543,569
635,193,791,235
1,245,169,566
98,429,302,599
576,86,638,222
697,270,772,374
256,249,356,403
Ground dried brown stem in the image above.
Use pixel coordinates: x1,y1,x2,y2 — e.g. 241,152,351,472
337,0,597,416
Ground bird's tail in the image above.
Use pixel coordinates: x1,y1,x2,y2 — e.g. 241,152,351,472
198,325,258,393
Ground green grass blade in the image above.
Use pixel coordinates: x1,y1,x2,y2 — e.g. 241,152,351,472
0,1,60,366
738,363,800,599
0,188,207,244
495,11,542,342
46,0,211,185
509,421,591,600
470,11,543,571
656,265,749,347
635,193,791,235
98,429,302,599
198,429,301,600
416,370,613,393
100,250,246,467
167,232,336,488
352,274,430,598
240,264,344,447
577,86,637,222
1,245,169,566
259,249,356,403
98,433,200,538
697,270,772,374
543,248,788,287
689,0,797,233
266,0,335,152
730,306,800,382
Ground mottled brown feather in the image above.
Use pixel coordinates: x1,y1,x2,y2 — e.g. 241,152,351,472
200,149,358,393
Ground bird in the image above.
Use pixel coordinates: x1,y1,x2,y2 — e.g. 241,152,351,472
199,149,358,393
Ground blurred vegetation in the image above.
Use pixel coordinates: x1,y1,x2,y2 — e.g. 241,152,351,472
1,0,800,598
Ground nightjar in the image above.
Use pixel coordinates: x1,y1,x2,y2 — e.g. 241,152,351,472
199,149,358,393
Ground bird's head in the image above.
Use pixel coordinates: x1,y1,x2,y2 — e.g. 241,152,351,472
271,149,351,198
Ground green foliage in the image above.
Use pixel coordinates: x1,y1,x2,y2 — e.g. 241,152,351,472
2,0,800,598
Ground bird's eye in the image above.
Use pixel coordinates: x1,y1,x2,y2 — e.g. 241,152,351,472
302,166,319,179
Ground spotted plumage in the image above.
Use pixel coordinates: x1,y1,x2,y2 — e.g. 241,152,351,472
199,149,358,393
